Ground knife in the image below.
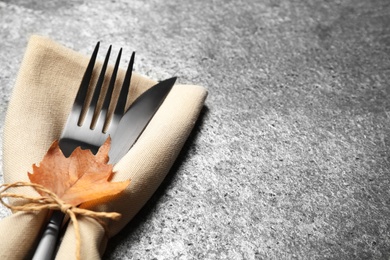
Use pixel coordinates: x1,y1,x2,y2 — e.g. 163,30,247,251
109,76,176,162
32,77,176,260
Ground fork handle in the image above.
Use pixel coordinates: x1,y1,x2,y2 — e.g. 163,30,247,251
32,211,65,260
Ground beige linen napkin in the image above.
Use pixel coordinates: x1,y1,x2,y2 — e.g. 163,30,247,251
0,35,207,259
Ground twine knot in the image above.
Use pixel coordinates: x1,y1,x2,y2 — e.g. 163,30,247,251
0,182,122,260
60,203,73,213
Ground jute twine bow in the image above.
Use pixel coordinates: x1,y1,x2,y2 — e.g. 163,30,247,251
0,182,122,260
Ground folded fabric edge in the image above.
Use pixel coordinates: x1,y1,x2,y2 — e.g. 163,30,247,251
55,83,208,259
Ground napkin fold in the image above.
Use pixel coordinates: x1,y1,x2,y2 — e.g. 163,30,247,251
0,35,207,259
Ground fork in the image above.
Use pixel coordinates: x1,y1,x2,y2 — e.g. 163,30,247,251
32,42,135,260
59,42,135,156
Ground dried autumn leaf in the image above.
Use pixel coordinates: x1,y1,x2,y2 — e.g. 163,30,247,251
28,138,130,206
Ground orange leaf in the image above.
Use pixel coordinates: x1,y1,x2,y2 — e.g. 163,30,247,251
28,138,130,206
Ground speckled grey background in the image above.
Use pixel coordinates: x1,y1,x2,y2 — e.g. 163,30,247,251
1,0,390,259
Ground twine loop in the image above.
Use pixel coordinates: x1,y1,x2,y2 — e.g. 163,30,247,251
0,182,121,260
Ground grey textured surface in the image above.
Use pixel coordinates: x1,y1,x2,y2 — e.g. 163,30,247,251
1,0,390,259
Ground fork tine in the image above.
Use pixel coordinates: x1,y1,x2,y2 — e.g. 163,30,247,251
114,51,135,117
104,48,122,111
84,45,112,128
95,48,122,132
75,41,100,125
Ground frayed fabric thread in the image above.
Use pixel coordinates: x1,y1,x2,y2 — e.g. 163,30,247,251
0,182,121,260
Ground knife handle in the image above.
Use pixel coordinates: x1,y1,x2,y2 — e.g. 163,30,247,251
32,211,64,260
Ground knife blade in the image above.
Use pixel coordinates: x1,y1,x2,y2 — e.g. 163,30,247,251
32,76,176,260
109,76,176,162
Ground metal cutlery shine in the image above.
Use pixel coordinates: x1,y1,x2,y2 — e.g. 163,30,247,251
32,43,176,260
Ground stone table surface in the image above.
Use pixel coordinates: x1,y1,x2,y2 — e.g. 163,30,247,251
1,0,390,259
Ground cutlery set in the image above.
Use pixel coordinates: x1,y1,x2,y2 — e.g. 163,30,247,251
32,42,176,259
